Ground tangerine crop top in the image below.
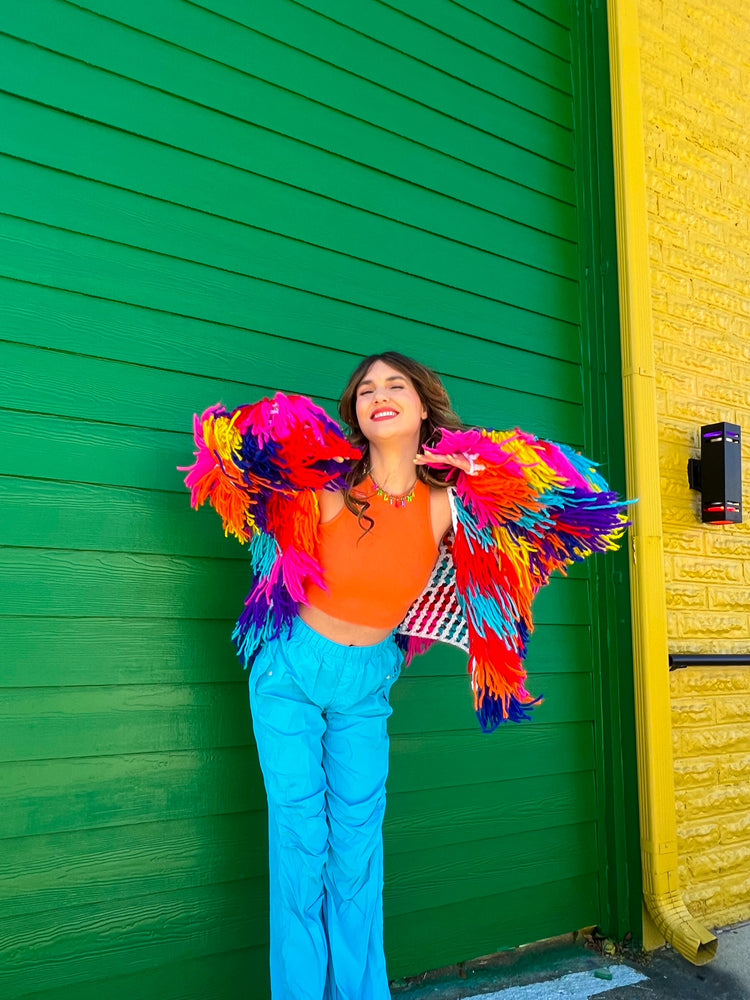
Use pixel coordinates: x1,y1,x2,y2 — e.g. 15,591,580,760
304,479,439,630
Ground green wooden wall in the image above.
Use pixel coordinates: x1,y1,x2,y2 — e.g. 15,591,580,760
0,1,636,997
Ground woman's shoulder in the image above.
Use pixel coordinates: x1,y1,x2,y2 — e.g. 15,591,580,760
318,486,346,524
429,483,453,545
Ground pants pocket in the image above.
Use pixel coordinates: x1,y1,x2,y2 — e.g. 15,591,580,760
381,649,403,702
248,641,276,700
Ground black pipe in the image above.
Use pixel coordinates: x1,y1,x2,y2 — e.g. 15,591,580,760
669,653,750,671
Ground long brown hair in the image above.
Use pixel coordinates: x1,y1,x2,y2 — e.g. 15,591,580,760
338,351,465,528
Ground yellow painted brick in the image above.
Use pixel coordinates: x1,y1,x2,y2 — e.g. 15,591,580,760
656,368,698,396
650,288,669,315
661,504,699,536
652,268,693,298
707,901,750,929
669,298,733,333
688,328,745,364
666,584,707,609
676,818,722,852
677,613,747,638
713,873,750,909
658,421,695,448
675,780,750,818
642,1,750,822
732,336,750,366
684,842,750,880
686,213,735,246
720,812,750,844
661,245,717,282
637,24,666,58
654,386,669,414
715,698,750,724
677,132,734,172
683,198,736,229
664,395,736,428
661,498,712,525
655,346,736,379
675,727,750,758
681,880,721,915
688,883,750,928
664,520,706,558
692,281,750,313
671,557,743,583
659,500,705,532
695,380,750,409
660,477,700,503
649,218,689,249
659,432,698,457
653,200,698,234
704,532,750,557
691,240,749,277
669,642,742,660
679,155,733,191
662,504,700,536
666,609,682,637
730,360,750,390
671,697,716,725
720,180,750,213
685,326,741,358
673,756,719,788
652,313,694,341
662,530,705,556
708,587,750,611
659,464,693,491
662,92,712,130
670,668,750,694
718,753,750,783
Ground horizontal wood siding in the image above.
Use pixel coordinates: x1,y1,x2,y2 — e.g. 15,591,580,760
0,0,610,995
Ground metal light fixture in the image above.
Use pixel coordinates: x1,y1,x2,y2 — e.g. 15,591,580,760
687,422,742,524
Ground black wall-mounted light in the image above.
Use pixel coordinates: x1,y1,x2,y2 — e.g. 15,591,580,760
687,422,742,524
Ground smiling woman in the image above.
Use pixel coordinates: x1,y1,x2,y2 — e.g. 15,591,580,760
356,360,428,436
183,351,629,1000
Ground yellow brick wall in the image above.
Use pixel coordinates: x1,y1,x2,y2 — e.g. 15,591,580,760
638,0,750,927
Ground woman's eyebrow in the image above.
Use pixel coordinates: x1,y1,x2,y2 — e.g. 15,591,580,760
358,376,405,388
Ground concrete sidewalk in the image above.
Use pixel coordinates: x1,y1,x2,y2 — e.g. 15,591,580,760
390,922,750,1000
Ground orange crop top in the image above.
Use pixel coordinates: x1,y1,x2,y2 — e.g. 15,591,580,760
304,479,439,630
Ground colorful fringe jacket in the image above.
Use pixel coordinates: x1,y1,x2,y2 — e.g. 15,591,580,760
183,393,629,732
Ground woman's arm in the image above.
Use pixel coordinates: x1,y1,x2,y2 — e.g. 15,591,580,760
415,426,630,731
182,393,361,665
416,425,629,584
181,392,360,543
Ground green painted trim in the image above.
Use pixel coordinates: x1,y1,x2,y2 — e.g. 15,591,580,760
571,0,642,943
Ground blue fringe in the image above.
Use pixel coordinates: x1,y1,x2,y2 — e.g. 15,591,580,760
464,591,522,645
476,689,543,733
238,434,284,487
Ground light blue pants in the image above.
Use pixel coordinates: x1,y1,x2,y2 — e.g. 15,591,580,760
249,617,403,1000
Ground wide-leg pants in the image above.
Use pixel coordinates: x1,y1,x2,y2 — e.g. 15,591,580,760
249,616,403,1000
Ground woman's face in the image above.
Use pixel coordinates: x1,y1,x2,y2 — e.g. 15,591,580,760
354,360,427,446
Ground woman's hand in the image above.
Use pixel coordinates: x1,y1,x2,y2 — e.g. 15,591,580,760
414,448,486,477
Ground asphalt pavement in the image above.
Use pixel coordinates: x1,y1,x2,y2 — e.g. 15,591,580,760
390,922,750,1000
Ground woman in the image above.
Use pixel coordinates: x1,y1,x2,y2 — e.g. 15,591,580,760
184,352,627,1000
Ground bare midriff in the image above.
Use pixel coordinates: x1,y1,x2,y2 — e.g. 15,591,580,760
303,479,439,636
298,603,395,646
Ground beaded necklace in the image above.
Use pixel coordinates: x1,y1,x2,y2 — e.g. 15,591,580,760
368,472,417,508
